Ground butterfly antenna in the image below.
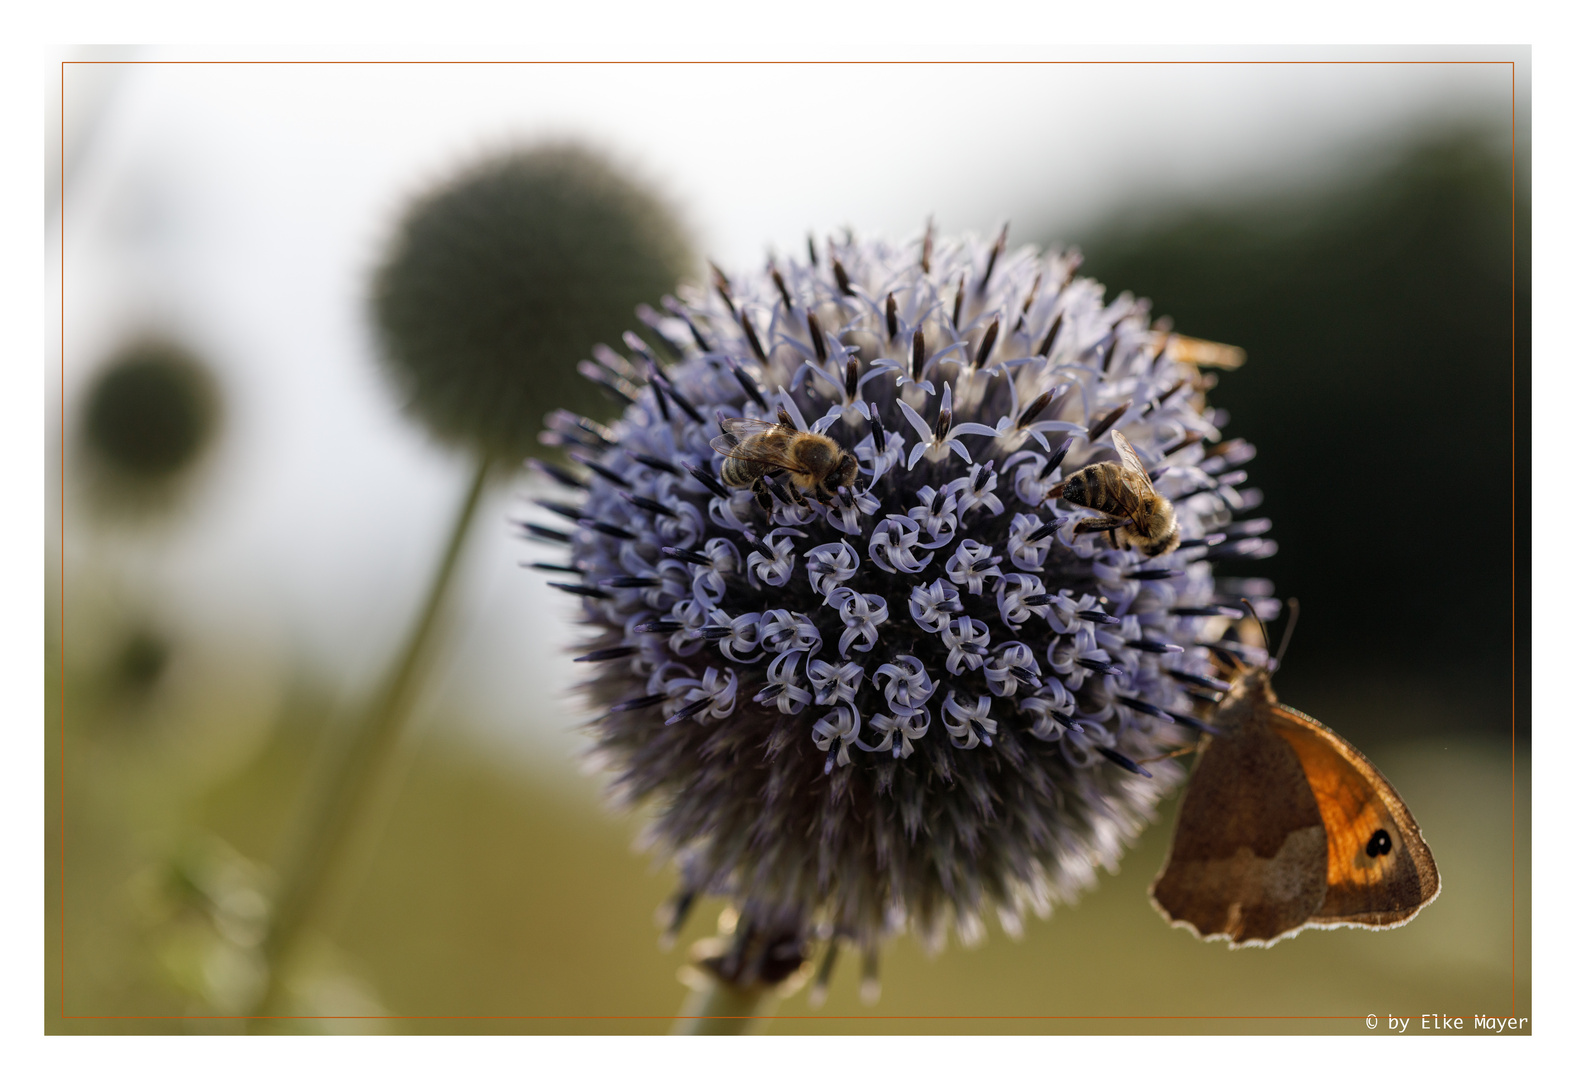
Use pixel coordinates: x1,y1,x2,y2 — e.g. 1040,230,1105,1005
1238,596,1271,670
1274,597,1301,671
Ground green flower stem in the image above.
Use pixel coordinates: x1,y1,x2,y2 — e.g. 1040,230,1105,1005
670,978,776,1035
252,455,493,1022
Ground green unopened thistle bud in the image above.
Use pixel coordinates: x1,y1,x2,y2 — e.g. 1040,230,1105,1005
252,145,694,1022
82,337,220,484
371,143,696,461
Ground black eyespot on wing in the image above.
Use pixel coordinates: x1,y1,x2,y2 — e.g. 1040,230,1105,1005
1366,828,1392,858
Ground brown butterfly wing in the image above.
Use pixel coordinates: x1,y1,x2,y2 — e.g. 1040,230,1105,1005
1268,704,1441,928
1149,706,1329,947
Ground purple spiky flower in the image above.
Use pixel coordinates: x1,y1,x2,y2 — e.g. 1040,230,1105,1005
523,224,1274,1002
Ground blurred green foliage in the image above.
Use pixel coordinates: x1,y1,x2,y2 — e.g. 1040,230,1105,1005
371,143,696,462
1066,126,1529,738
48,667,1530,1033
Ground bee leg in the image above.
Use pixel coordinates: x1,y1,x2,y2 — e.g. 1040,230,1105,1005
1072,516,1132,536
752,480,773,511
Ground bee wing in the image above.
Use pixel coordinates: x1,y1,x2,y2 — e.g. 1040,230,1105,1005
714,416,782,443
1099,430,1158,525
709,418,798,469
1111,430,1159,498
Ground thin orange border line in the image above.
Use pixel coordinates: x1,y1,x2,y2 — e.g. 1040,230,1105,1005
58,57,67,1023
1509,60,1518,1019
53,55,1526,1029
59,60,1514,65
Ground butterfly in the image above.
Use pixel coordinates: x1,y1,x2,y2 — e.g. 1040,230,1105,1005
1150,605,1441,947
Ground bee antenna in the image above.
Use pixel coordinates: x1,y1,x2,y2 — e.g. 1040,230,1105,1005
1273,598,1300,671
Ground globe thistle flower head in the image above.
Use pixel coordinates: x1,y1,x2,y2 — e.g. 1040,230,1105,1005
527,225,1275,994
371,142,695,461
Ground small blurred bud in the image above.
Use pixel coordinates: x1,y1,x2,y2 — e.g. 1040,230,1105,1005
113,626,170,695
82,338,221,484
371,142,695,461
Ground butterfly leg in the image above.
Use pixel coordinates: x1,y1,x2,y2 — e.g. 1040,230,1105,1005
1138,745,1198,765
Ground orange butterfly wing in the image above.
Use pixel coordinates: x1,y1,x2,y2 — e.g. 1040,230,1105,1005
1268,704,1441,928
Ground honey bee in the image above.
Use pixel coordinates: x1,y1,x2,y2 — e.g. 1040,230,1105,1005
1152,332,1246,405
1048,429,1180,556
1160,333,1246,371
710,408,860,509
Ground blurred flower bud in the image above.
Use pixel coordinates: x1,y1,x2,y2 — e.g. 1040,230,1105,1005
82,337,221,486
114,625,171,695
371,143,695,461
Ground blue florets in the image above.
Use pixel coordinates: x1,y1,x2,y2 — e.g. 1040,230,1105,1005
527,226,1274,980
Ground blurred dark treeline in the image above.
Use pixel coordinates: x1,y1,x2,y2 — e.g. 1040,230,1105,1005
1063,126,1530,739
